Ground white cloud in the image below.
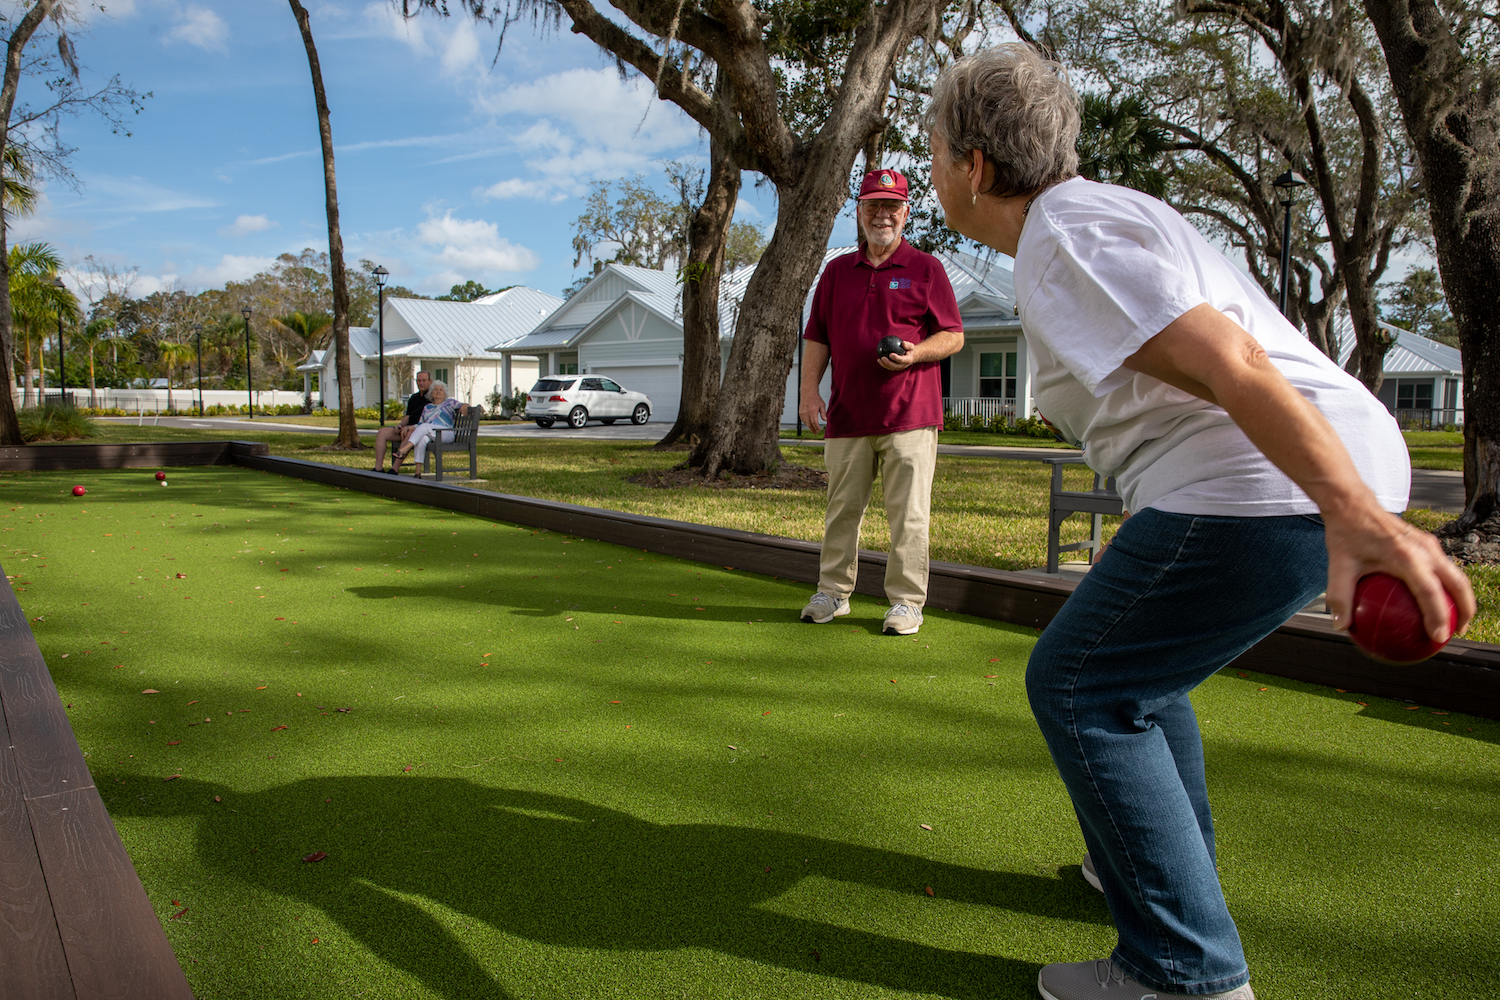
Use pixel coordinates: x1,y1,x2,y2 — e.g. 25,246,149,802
475,178,558,201
734,197,761,220
180,254,278,291
416,211,538,275
164,6,229,52
86,175,222,213
219,214,277,238
477,69,699,153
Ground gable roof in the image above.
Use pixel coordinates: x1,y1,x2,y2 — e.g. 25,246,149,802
1335,317,1462,375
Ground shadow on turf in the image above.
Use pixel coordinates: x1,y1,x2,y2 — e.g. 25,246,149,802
106,775,1110,999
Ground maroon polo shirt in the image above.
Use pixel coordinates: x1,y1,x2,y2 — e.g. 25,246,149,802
802,239,962,438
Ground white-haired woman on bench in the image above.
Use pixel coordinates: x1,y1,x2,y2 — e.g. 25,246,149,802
392,380,467,478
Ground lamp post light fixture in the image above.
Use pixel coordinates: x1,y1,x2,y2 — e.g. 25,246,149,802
1273,170,1308,316
194,324,204,417
373,265,389,427
241,307,254,419
51,276,67,404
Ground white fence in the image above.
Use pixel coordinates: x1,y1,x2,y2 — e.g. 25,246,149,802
943,396,1017,422
14,387,318,413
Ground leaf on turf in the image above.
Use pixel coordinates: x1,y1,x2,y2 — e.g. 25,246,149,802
988,658,999,662
170,908,187,920
924,886,935,897
256,685,267,690
271,725,289,731
1431,710,1449,715
1405,705,1421,711
163,774,180,782
919,824,933,831
142,689,159,695
187,700,198,705
213,796,221,803
727,745,738,751
167,740,182,746
302,851,327,863
403,765,414,772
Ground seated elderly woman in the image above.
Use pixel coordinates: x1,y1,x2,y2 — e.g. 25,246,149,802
924,44,1473,1000
392,380,467,478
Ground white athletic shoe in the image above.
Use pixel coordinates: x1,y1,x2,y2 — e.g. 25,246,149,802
800,592,850,624
882,604,923,635
1038,960,1254,1000
1082,853,1103,892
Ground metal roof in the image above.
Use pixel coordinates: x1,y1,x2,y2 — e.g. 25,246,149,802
1334,317,1462,375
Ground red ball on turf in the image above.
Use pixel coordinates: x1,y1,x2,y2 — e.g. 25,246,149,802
1348,572,1457,665
155,471,167,481
71,485,86,496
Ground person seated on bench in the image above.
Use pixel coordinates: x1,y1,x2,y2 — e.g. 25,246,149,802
392,380,467,478
373,370,432,473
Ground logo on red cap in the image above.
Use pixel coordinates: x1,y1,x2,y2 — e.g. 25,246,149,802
879,172,894,187
857,168,909,201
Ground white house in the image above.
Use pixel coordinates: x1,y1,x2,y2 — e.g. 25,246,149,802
297,287,563,409
1335,320,1463,428
490,249,1026,426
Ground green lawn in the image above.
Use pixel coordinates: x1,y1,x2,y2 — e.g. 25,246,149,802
1404,429,1463,471
7,465,1498,999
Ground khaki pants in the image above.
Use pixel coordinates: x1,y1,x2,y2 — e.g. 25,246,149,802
819,426,938,607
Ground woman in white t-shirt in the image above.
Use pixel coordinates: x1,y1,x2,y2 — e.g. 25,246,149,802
924,44,1473,1000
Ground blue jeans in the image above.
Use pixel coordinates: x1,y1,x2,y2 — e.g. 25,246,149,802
1026,510,1327,994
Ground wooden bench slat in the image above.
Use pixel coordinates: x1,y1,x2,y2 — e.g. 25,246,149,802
27,788,194,1000
0,702,75,1000
0,593,93,800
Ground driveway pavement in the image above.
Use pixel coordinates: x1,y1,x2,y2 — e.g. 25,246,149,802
97,416,1465,512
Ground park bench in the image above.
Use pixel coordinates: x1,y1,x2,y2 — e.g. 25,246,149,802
421,406,483,482
1039,455,1125,573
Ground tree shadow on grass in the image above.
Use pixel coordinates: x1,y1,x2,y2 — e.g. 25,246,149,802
106,775,1109,1000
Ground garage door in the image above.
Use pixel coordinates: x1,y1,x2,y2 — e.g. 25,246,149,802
592,365,680,424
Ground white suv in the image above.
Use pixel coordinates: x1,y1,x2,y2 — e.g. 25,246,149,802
528,376,652,429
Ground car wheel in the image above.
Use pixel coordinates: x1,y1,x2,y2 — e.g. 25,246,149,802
567,406,588,429
535,418,554,428
631,403,650,425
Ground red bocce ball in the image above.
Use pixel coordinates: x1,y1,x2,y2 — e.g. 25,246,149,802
155,471,167,481
71,485,86,496
1348,572,1458,665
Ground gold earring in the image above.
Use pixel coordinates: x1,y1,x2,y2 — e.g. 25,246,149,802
971,191,978,206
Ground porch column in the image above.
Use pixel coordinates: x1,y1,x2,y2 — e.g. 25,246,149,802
1014,334,1033,420
501,354,512,396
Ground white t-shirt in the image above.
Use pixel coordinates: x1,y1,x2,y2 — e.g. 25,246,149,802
1014,177,1409,516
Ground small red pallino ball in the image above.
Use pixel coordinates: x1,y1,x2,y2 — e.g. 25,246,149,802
1348,572,1458,665
155,471,167,481
71,485,86,496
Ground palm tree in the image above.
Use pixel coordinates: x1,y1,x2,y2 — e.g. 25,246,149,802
269,310,332,354
8,242,68,407
156,340,194,412
2,144,36,217
76,317,112,407
1077,93,1172,199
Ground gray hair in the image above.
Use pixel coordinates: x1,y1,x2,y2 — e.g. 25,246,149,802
925,44,1081,198
429,379,447,394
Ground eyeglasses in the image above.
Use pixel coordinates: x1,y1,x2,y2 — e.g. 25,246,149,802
861,201,906,218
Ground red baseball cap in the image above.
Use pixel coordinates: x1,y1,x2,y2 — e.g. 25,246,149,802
857,168,909,201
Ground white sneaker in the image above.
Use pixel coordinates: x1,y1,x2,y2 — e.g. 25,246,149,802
882,604,923,635
1039,960,1254,1000
800,592,850,624
1082,853,1102,892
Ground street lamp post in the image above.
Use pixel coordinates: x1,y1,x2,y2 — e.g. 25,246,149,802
51,276,67,405
194,324,204,417
1273,170,1308,316
373,265,389,427
241,307,254,419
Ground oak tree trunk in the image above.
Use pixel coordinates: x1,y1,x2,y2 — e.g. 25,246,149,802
0,0,59,444
1364,0,1500,529
656,91,738,450
291,0,359,448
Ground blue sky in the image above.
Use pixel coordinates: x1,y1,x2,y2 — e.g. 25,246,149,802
24,0,826,303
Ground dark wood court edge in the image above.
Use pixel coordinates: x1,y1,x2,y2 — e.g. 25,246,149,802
0,439,1494,997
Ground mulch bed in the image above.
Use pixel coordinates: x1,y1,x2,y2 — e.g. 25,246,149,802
628,464,827,491
1436,516,1500,565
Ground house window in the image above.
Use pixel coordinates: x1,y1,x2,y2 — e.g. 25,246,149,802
1444,378,1459,409
1395,380,1433,410
557,362,579,375
432,368,449,384
979,352,1017,399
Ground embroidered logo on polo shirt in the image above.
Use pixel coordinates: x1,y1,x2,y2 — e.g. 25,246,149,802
888,277,912,289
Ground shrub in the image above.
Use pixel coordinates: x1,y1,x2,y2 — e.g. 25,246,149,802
19,403,97,442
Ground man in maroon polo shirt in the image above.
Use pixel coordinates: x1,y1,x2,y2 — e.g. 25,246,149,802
798,168,965,636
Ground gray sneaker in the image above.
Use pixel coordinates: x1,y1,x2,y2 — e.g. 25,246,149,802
882,604,923,635
800,592,850,624
1038,960,1254,1000
1081,853,1102,892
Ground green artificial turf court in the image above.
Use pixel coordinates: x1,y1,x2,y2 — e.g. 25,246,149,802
3,464,1498,1000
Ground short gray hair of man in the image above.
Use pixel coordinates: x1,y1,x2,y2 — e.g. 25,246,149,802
925,43,1081,198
